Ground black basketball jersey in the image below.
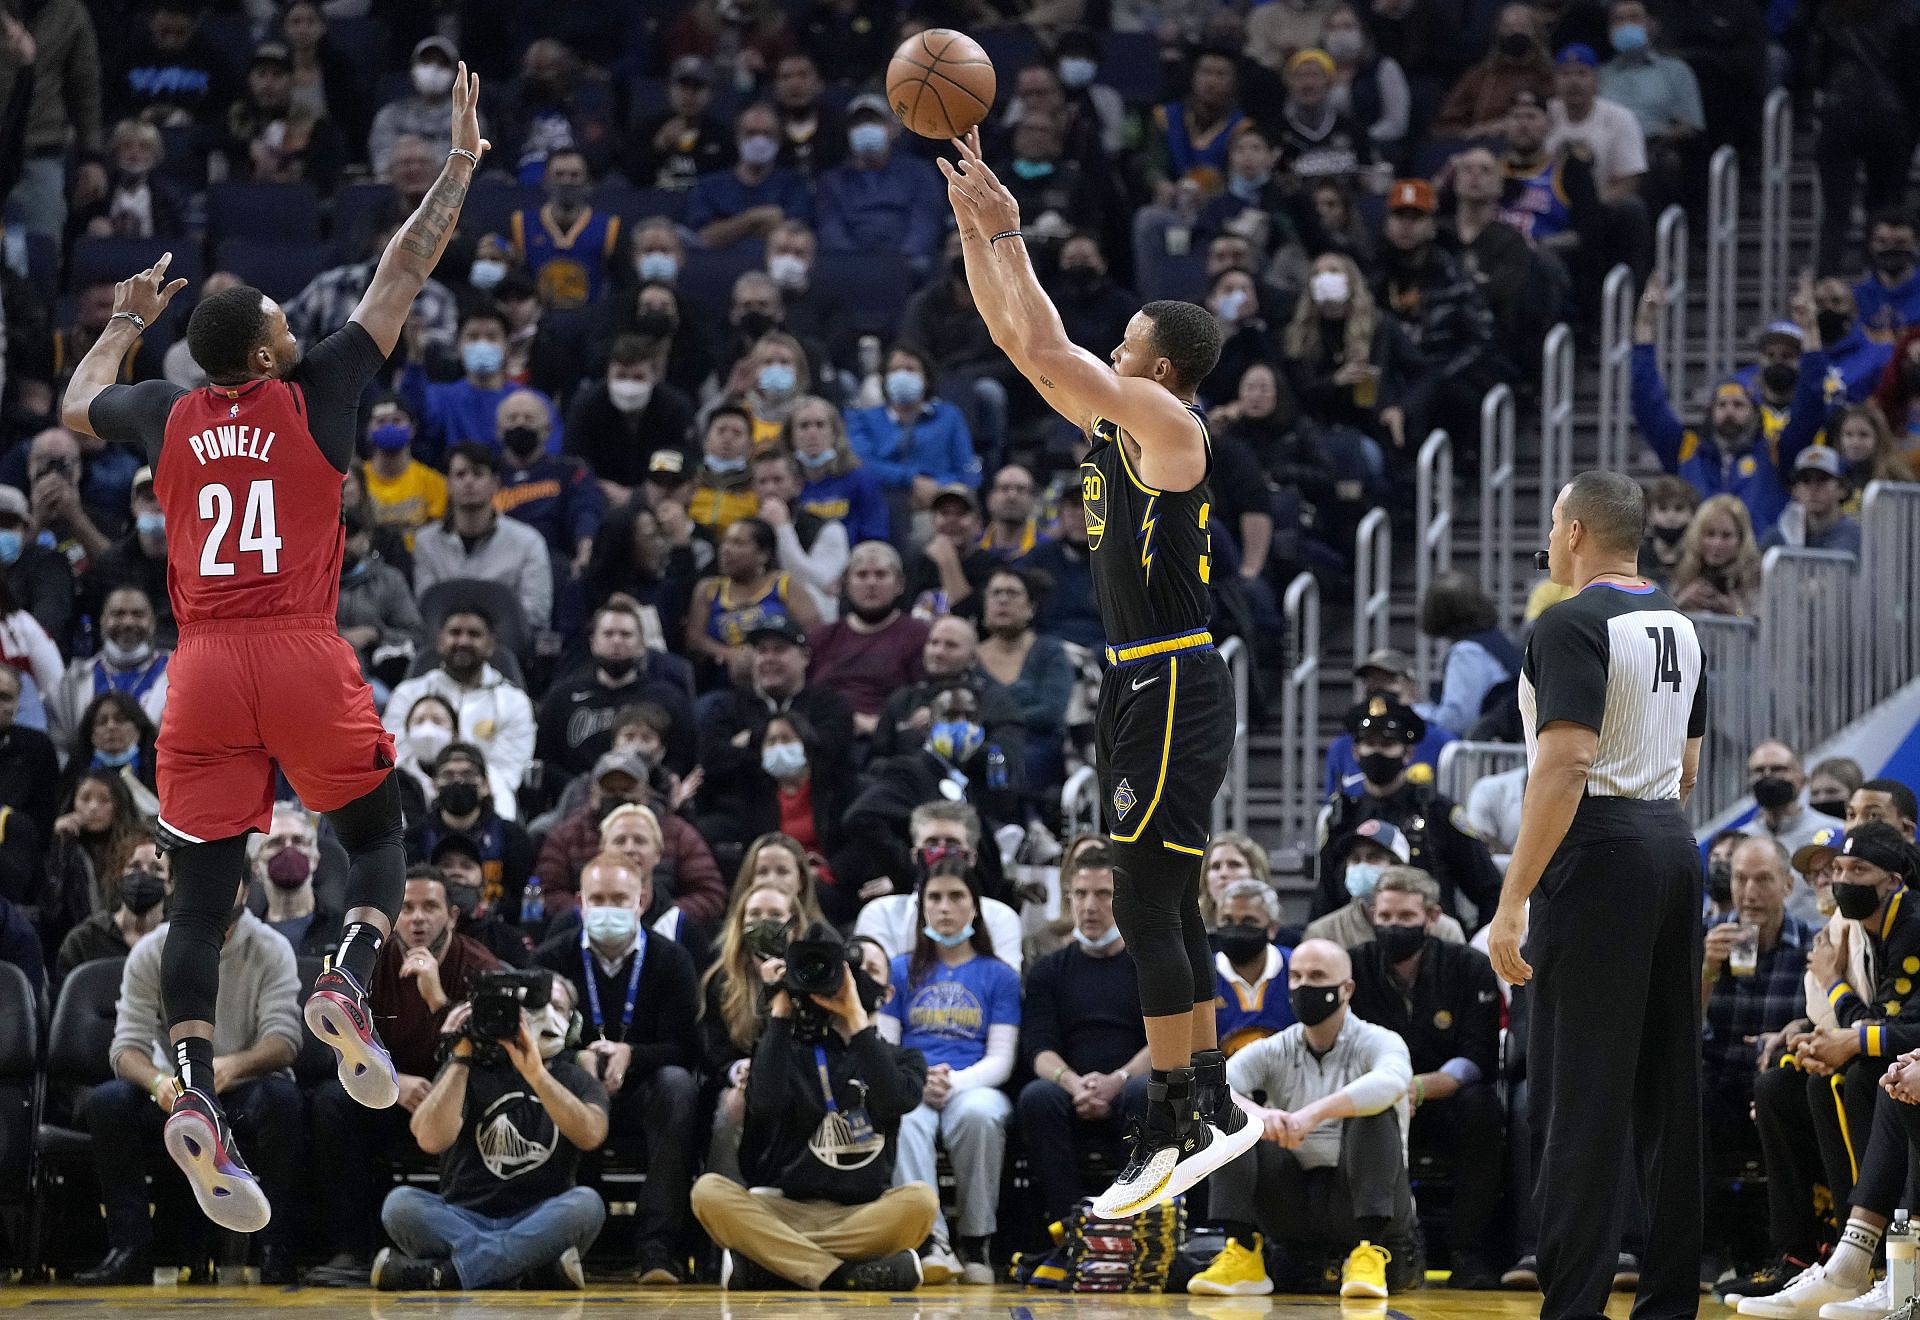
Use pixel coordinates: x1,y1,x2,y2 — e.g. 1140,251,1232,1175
1079,405,1214,650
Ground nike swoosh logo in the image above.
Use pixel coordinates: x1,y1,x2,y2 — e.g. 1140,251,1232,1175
1131,673,1159,692
571,691,594,701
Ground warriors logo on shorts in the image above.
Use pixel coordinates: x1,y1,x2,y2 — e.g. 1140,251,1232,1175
1113,778,1138,821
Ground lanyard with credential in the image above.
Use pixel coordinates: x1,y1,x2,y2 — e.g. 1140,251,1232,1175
813,1045,839,1112
580,925,646,1043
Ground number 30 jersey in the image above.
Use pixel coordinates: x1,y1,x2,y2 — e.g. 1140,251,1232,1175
155,376,344,627
1080,406,1215,650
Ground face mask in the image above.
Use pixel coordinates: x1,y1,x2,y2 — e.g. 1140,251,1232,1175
1213,288,1250,322
548,182,588,210
1324,29,1364,60
1818,311,1850,344
1874,248,1916,279
929,718,985,763
468,258,507,291
1906,362,1920,394
368,423,411,452
739,134,779,167
461,340,505,376
122,869,167,915
767,252,809,290
795,445,836,469
1073,922,1123,950
1058,56,1097,88
597,654,637,680
636,251,679,283
634,310,677,339
1761,362,1797,395
736,310,776,342
1752,775,1797,810
412,62,455,97
1357,751,1405,786
1610,23,1648,52
705,453,747,475
742,917,790,960
1651,521,1687,545
1344,861,1385,900
0,532,21,567
445,882,481,920
1290,982,1342,1027
1227,173,1267,204
1011,158,1055,180
884,369,925,406
1310,269,1350,305
407,722,453,762
762,741,807,778
915,842,968,876
266,846,311,889
1812,797,1849,819
1497,31,1533,58
1215,923,1270,963
136,511,167,538
94,744,138,768
535,1003,572,1059
607,378,653,414
1060,265,1101,292
1374,923,1427,962
1706,858,1733,904
342,553,368,579
435,781,481,817
102,637,153,667
849,123,889,156
585,904,638,947
1832,880,1884,921
501,425,543,458
923,921,975,948
758,362,797,396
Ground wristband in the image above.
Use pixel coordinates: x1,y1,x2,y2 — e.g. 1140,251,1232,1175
148,1074,166,1098
112,310,147,332
448,147,480,167
1410,1075,1425,1108
1052,1063,1069,1085
989,229,1023,245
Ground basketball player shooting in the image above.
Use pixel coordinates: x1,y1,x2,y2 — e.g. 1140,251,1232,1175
940,131,1261,1215
58,66,489,1233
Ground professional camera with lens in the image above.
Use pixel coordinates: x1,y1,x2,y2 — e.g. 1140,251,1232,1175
467,967,554,1042
784,937,854,999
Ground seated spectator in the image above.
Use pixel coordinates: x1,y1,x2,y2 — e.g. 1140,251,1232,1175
808,543,929,733
72,464,163,645
1740,739,1832,914
354,398,451,557
21,425,120,568
394,693,508,826
1306,825,1468,948
1187,938,1417,1298
404,742,535,917
276,0,366,150
905,487,997,619
535,851,700,1284
1022,484,1100,650
104,0,238,128
853,802,1022,969
1322,4,1411,160
1213,878,1298,1055
1201,831,1276,927
403,311,562,461
1273,49,1376,192
1413,571,1520,737
251,802,331,956
74,880,300,1285
1547,44,1645,205
686,520,822,689
58,690,157,814
977,465,1048,564
699,877,803,1177
537,764,725,930
896,241,1009,466
1348,868,1504,1287
1807,760,1863,822
870,615,1026,765
337,509,426,697
1016,846,1151,1222
689,404,760,541
594,803,721,956
1284,251,1412,458
1145,48,1246,199
817,93,942,269
992,113,1106,262
1837,407,1916,505
0,490,69,655
694,608,848,807
1763,448,1861,554
376,973,607,1291
627,56,732,192
1049,233,1139,363
765,220,856,368
721,329,818,451
845,344,980,522
215,40,343,192
769,51,844,177
1440,147,1552,356
384,606,538,801
784,395,888,545
0,665,60,840
753,451,847,622
1322,651,1456,797
50,586,169,749
877,858,1019,1284
1494,84,1613,300
429,835,535,969
1598,0,1704,200
412,446,554,632
1669,494,1762,618
493,390,604,590
1637,475,1699,590
53,835,166,987
627,219,686,287
538,601,695,786
565,338,697,505
509,149,621,313
1855,209,1920,343
286,224,457,356
692,922,933,1292
689,103,815,249
975,567,1072,789
368,39,475,170
0,570,58,738
500,36,617,184
67,120,187,245
1432,3,1554,139
1810,281,1895,407
1201,267,1283,409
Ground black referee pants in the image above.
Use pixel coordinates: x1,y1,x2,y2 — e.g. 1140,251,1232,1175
1528,798,1702,1320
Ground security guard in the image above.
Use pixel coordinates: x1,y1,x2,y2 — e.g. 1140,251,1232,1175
1311,696,1502,925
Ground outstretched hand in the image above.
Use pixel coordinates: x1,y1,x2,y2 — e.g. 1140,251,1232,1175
449,61,490,162
115,252,189,326
938,129,1020,237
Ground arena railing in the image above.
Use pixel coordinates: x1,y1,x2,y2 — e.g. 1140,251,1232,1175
1689,612,1763,824
1435,740,1529,807
1212,634,1253,840
1353,506,1392,672
1479,384,1518,632
1655,204,1690,406
1414,430,1454,694
1760,89,1795,318
1538,322,1575,545
1596,263,1636,473
1705,145,1741,387
1859,482,1920,709
1261,572,1320,849
1757,547,1858,765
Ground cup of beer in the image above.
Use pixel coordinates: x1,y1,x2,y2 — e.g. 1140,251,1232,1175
1729,923,1760,978
1353,366,1379,409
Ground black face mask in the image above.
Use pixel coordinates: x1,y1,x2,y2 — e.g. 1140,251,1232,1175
1706,859,1733,904
1357,751,1406,786
1761,362,1797,395
1290,982,1342,1027
598,654,638,679
1059,266,1102,295
121,869,167,916
1874,248,1916,279
435,781,481,817
502,426,543,458
735,310,776,341
1497,32,1534,58
445,883,481,920
1215,923,1270,964
633,310,676,338
1817,311,1851,345
1832,880,1884,921
1651,522,1687,545
1374,923,1427,962
1752,775,1797,810
1812,797,1849,819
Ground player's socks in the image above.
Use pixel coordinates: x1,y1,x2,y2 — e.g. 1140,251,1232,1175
174,1035,215,1093
335,920,383,986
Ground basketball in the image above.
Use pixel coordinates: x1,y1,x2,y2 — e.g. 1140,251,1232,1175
886,29,997,139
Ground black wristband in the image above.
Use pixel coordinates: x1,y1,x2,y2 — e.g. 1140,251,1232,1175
990,230,1023,245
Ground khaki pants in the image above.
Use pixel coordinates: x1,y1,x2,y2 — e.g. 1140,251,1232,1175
690,1174,938,1288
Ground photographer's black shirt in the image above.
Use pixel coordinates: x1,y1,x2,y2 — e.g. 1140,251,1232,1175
440,1057,609,1218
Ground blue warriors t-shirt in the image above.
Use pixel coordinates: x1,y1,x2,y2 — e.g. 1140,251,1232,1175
883,953,1021,1070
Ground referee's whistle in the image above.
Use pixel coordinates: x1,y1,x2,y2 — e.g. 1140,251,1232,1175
1533,550,1551,570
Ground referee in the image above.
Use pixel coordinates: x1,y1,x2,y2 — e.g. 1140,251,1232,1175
1487,471,1706,1320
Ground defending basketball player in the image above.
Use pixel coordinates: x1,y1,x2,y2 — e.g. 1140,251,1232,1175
940,131,1260,1215
58,66,489,1233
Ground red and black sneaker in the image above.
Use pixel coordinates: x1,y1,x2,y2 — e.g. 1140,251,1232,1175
304,964,398,1109
163,1087,271,1233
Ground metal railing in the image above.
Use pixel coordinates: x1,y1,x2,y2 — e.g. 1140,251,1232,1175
1269,573,1320,848
1539,322,1574,544
1212,635,1251,840
1691,612,1762,821
1596,264,1635,473
1758,548,1858,760
1705,144,1741,387
1353,507,1392,673
1655,204,1689,406
1760,88,1794,318
1435,740,1529,807
1479,384,1518,632
1413,429,1454,693
1860,483,1920,708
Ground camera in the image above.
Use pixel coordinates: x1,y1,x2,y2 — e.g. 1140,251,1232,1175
467,968,553,1042
784,938,856,999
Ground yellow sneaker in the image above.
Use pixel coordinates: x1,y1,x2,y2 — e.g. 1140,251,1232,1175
1340,1241,1392,1299
1188,1236,1273,1296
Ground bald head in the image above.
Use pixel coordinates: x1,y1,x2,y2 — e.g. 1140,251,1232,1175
1562,470,1645,556
1288,937,1353,985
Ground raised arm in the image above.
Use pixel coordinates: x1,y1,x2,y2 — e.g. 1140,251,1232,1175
61,253,187,438
350,63,490,358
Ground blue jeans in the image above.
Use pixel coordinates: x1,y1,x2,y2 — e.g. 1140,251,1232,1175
381,1185,605,1288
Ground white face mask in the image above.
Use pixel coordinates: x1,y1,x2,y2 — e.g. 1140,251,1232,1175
1214,288,1251,322
535,1003,571,1059
767,252,809,290
1072,922,1123,950
584,904,638,948
608,378,654,414
407,722,453,763
1310,268,1350,305
412,63,455,97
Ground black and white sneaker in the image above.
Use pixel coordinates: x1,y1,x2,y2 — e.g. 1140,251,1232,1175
1091,1073,1261,1219
721,1249,798,1290
162,1087,271,1234
830,1250,924,1291
370,1248,452,1291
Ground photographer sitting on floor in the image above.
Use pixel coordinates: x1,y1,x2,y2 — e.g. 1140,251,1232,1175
374,970,609,1291
692,922,936,1291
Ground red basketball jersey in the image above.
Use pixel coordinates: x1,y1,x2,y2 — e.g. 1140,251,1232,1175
156,378,344,627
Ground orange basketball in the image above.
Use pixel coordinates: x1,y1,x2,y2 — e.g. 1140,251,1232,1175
886,29,997,140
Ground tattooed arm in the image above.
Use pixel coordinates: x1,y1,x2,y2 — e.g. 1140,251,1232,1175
350,62,489,357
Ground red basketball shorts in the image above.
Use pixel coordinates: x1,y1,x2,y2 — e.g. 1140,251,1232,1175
157,617,395,843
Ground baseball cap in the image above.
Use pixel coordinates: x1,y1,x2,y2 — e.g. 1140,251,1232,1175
746,615,810,648
0,487,26,522
1758,319,1805,349
251,40,292,69
429,831,484,867
930,483,980,513
1338,818,1413,865
1507,88,1546,113
646,449,687,479
1344,693,1426,744
846,92,891,120
412,35,457,63
670,55,713,86
1555,43,1599,67
1792,446,1844,480
1791,825,1843,878
1286,48,1335,75
592,750,648,786
1839,821,1916,880
1387,178,1435,215
132,465,154,494
1355,647,1415,682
